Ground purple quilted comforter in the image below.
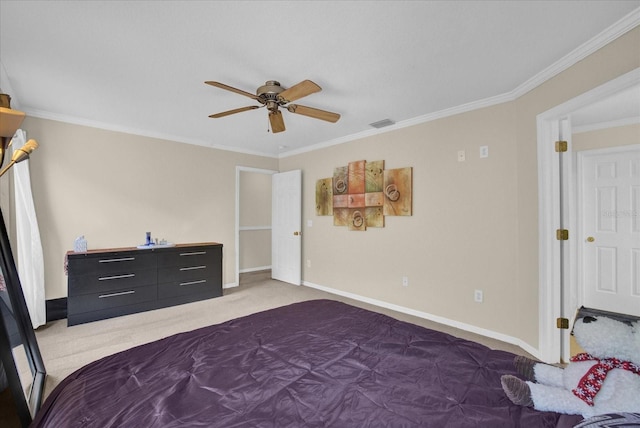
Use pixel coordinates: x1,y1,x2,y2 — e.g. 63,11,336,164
32,300,582,427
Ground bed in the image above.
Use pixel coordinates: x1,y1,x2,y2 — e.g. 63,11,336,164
31,299,582,427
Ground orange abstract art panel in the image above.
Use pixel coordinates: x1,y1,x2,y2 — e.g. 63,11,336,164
315,178,333,215
383,167,412,216
333,194,349,208
348,160,365,194
348,209,366,231
333,166,348,196
348,194,365,208
316,160,412,231
365,207,384,228
365,160,384,193
365,192,384,207
333,208,349,226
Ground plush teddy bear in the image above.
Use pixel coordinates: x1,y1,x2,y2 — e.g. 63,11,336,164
501,315,640,418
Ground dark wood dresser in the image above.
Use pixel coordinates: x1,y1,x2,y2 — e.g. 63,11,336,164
66,242,222,326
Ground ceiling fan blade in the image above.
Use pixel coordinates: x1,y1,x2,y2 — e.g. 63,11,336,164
287,104,340,123
269,110,286,133
278,80,321,103
209,105,259,118
205,81,260,100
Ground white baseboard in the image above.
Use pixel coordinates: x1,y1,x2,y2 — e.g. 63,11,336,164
239,266,271,274
303,280,541,360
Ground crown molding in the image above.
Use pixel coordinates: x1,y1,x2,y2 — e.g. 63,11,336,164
279,91,513,158
512,7,640,98
22,108,279,158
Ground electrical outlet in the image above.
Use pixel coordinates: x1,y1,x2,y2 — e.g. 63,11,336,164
306,259,311,268
474,289,483,303
457,150,466,162
402,276,409,287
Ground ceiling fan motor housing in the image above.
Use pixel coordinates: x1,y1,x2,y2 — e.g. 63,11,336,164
257,81,286,111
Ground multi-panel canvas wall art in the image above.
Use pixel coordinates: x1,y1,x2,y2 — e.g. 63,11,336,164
316,160,412,231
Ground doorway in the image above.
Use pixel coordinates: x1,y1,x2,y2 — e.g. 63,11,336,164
235,166,277,287
537,68,640,363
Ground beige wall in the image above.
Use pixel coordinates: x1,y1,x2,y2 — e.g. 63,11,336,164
282,101,520,337
239,230,271,271
15,25,639,352
24,118,277,298
573,123,639,151
281,26,640,349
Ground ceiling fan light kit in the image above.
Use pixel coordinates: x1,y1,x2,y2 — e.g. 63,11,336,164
206,79,340,133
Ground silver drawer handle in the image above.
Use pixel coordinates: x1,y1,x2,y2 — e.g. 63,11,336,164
180,251,206,256
99,257,135,263
179,265,206,271
98,273,135,281
180,280,206,286
99,290,136,298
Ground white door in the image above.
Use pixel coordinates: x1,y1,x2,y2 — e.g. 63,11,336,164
272,170,302,285
580,146,640,316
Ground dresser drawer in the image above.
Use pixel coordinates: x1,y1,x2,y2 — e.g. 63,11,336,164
67,284,157,315
157,246,220,269
69,268,157,296
158,263,216,283
158,278,217,299
68,252,156,276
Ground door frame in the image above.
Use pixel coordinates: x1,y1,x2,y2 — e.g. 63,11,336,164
536,67,640,363
234,166,278,288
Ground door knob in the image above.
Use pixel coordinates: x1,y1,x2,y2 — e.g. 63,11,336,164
587,236,595,242
293,231,301,236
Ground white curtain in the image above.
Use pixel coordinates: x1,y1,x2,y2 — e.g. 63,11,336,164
12,129,46,328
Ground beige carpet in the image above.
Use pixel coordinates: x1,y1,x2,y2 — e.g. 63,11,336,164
35,271,533,401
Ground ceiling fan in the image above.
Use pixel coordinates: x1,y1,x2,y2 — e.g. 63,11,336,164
205,79,340,133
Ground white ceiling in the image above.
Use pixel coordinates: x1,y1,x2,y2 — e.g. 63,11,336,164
1,1,639,158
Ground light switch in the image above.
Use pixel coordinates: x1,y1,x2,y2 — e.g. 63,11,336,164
480,146,489,158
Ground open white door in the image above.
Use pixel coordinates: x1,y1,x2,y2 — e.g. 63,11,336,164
272,170,302,285
579,146,640,317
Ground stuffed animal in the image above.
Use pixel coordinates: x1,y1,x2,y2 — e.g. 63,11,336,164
501,315,640,418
